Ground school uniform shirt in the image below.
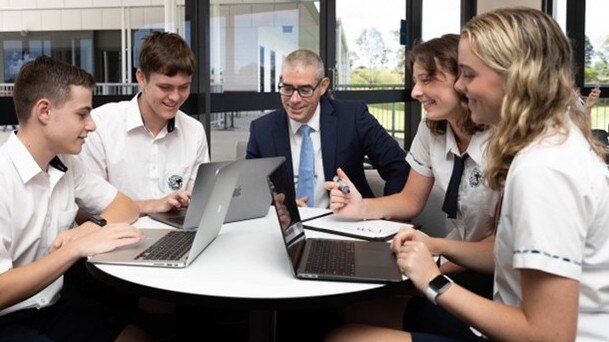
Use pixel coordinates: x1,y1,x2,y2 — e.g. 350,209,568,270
495,120,609,341
80,94,210,201
288,105,328,208
406,121,498,241
0,133,117,316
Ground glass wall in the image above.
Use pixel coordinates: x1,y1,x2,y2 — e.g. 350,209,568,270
422,0,460,41
209,0,320,93
335,0,406,89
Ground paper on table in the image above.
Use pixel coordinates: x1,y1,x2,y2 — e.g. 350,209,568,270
303,214,415,241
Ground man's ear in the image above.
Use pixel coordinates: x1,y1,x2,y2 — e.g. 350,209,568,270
135,69,146,85
319,77,331,95
33,99,52,124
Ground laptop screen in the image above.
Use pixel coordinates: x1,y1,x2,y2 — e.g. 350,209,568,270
267,162,306,271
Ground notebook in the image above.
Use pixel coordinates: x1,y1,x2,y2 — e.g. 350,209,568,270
87,161,239,268
148,157,285,228
267,162,403,283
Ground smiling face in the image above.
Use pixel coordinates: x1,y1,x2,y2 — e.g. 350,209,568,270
279,63,329,123
136,69,192,124
48,85,95,155
411,62,462,122
454,38,505,126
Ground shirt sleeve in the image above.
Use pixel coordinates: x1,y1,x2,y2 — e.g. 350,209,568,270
505,162,585,280
406,121,434,178
69,155,118,214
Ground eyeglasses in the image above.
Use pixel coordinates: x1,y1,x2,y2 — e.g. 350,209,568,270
278,78,323,98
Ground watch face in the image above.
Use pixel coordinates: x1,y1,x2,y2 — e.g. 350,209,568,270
430,275,452,291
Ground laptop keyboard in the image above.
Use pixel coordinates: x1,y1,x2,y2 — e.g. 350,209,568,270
137,230,196,261
305,240,356,276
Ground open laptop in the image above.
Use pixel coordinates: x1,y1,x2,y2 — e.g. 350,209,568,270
87,161,239,268
267,161,403,283
148,157,285,228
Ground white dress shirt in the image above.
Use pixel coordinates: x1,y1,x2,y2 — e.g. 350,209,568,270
79,94,210,201
0,133,117,316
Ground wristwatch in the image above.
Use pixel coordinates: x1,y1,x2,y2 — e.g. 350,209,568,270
425,274,453,305
87,215,107,227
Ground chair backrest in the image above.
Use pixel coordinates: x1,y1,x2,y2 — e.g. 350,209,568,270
364,168,385,197
411,184,446,238
235,140,247,159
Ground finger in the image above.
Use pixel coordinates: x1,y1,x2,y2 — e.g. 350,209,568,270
323,181,337,191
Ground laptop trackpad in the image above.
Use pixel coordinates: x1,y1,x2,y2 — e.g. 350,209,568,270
355,244,400,278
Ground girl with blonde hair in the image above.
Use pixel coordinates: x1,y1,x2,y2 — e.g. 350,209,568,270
327,7,609,342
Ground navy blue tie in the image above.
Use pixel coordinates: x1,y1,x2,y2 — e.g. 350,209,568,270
296,125,315,207
442,153,468,219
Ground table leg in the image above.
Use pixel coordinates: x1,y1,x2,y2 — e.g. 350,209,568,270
249,309,277,342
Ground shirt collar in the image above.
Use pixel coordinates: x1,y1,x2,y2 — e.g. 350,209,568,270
6,133,67,185
444,125,491,167
126,92,179,134
288,102,321,136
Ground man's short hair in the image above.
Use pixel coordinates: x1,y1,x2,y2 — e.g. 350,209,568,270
12,55,96,124
138,31,195,80
282,49,325,81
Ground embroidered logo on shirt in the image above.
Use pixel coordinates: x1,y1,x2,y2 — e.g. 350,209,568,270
167,174,184,191
468,167,483,187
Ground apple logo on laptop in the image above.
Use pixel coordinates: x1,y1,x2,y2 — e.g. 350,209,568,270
232,185,242,198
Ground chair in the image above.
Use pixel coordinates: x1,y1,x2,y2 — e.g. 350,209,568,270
411,184,446,238
235,140,247,159
364,168,385,197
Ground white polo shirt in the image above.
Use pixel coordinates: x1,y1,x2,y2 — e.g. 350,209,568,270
79,94,210,201
494,121,609,341
406,121,498,241
0,133,117,316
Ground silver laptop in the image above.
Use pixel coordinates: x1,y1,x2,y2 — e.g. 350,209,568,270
148,157,285,228
87,162,240,268
267,162,403,283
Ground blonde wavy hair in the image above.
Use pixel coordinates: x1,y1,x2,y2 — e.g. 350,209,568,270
461,7,608,191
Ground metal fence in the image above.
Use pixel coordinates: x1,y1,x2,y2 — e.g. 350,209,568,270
2,82,608,134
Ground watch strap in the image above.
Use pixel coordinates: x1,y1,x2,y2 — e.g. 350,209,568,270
87,215,107,227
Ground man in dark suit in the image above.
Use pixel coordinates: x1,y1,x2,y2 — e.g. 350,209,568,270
247,49,409,208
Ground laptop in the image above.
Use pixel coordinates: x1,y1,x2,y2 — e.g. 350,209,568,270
148,157,285,228
267,161,403,283
87,161,239,268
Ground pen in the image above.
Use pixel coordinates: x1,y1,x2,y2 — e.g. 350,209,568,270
332,176,350,193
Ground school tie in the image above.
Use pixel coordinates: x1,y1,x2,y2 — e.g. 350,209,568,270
442,153,469,219
296,125,315,207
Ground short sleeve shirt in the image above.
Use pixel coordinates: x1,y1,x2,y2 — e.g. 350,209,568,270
494,123,609,341
0,133,117,316
406,121,498,241
79,94,210,200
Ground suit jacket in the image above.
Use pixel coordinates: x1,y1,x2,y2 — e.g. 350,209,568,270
246,97,409,198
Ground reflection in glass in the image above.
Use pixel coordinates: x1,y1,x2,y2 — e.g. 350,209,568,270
210,1,320,93
336,0,405,89
585,0,609,130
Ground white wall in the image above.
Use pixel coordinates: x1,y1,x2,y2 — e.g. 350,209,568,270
0,0,182,32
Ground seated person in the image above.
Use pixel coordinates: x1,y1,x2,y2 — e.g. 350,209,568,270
0,56,147,341
246,49,409,208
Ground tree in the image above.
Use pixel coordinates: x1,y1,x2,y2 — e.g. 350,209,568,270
355,28,389,84
585,35,594,67
392,29,406,82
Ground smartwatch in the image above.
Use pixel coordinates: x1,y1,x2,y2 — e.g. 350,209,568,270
87,215,107,227
425,274,453,305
